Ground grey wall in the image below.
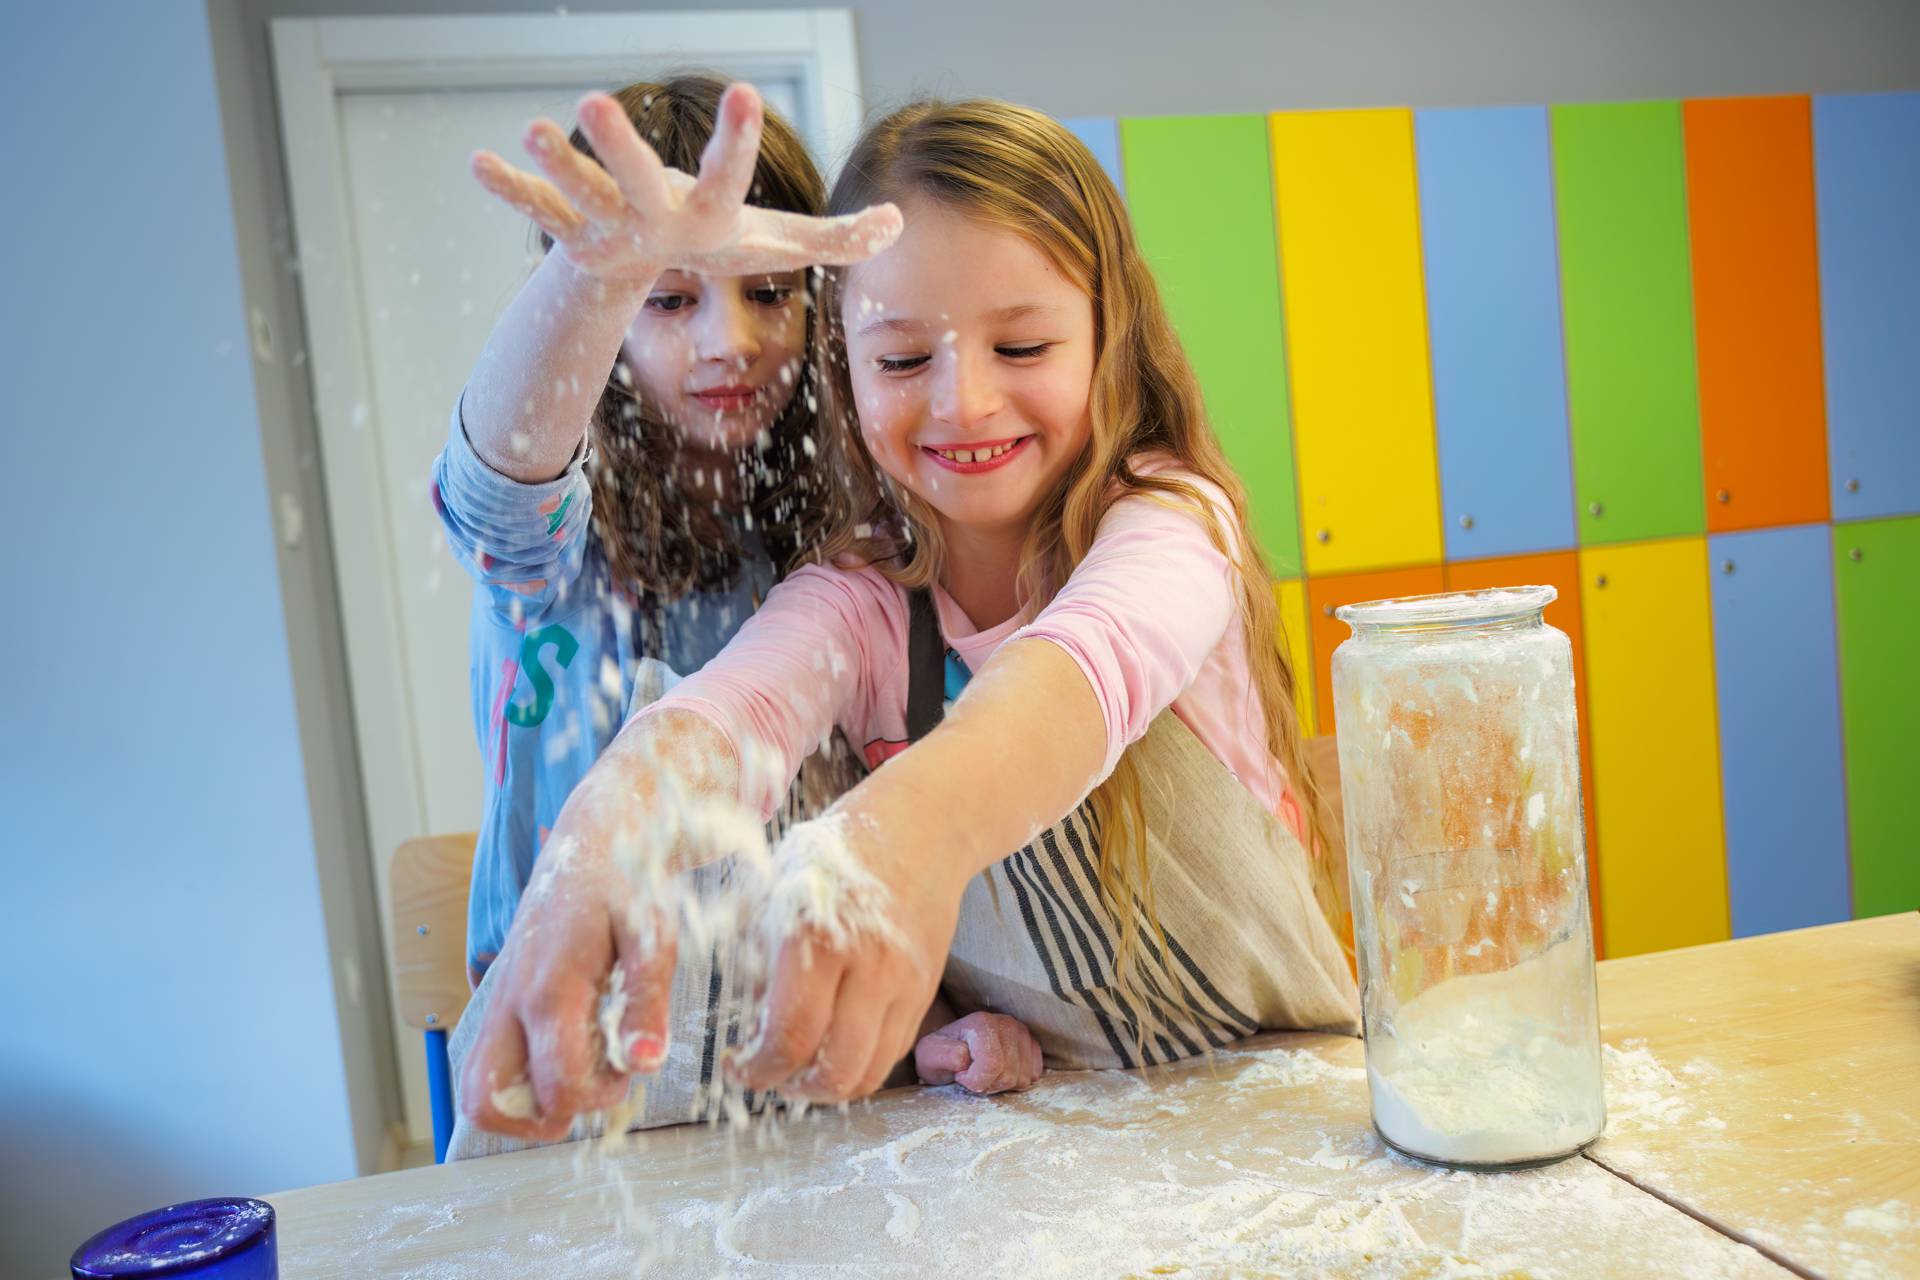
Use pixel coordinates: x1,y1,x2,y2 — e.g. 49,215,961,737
243,0,1920,118
0,2,381,1274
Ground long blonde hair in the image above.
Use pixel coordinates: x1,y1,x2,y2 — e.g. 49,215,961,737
811,100,1346,983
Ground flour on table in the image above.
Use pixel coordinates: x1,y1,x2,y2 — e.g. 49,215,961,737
345,1039,1784,1280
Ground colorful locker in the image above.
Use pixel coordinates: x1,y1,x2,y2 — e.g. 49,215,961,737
1814,92,1920,522
1445,551,1603,955
1122,116,1302,574
1305,564,1447,739
1708,525,1851,935
1271,109,1444,576
1579,538,1729,957
1552,102,1707,547
1061,116,1125,196
1685,96,1832,532
1415,106,1578,560
1274,580,1318,737
1833,516,1920,919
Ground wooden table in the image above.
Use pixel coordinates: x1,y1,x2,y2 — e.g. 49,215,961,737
1588,911,1920,1280
267,914,1919,1278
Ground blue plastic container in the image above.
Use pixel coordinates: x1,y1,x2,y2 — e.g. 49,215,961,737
70,1197,277,1278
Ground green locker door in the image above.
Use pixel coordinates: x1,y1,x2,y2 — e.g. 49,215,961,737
1123,115,1303,576
1833,516,1920,918
1553,101,1707,547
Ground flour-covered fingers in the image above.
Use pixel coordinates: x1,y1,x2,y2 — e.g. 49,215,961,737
522,117,625,225
461,1008,543,1138
914,1030,969,1086
576,91,671,224
523,966,616,1137
751,204,905,268
471,150,585,242
788,965,889,1103
609,904,677,1073
731,934,843,1091
953,1012,1043,1095
685,82,762,223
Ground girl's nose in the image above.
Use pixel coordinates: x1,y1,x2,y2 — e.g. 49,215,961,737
694,291,762,369
930,346,1003,430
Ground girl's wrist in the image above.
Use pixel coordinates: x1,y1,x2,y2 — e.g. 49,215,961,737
546,245,660,311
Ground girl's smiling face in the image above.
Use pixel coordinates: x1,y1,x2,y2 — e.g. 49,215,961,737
622,267,807,453
843,196,1096,538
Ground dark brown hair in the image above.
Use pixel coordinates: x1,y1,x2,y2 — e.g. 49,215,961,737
541,75,832,624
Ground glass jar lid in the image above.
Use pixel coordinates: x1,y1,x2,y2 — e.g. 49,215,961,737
1335,585,1557,631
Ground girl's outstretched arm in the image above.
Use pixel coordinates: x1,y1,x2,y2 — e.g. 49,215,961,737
732,637,1105,1100
462,84,901,483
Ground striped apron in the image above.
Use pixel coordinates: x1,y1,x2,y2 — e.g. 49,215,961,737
906,590,1362,1068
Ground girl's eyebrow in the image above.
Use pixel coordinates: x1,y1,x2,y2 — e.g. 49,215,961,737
985,302,1059,322
856,316,923,338
855,301,1061,339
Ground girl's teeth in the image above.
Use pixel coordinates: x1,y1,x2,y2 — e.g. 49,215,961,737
938,442,1016,463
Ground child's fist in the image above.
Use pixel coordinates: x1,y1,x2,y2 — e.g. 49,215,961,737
914,1011,1044,1095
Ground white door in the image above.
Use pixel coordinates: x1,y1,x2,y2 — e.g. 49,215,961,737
274,13,859,1145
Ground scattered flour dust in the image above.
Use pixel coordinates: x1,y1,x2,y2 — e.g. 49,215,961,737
1843,1200,1912,1233
347,1041,1781,1280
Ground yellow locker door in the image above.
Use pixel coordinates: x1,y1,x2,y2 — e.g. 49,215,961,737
1274,579,1317,737
1579,538,1730,956
1271,108,1444,575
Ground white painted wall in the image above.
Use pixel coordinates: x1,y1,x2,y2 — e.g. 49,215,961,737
0,3,365,1274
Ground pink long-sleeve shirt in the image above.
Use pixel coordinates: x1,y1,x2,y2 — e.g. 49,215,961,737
641,462,1302,839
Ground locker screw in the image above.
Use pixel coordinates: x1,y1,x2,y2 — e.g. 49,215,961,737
1849,547,1863,562
1323,604,1336,617
1716,489,1731,504
1596,574,1609,589
1459,514,1475,530
416,924,429,936
1316,529,1331,544
1846,478,1861,494
1588,501,1605,518
425,1013,438,1026
1722,559,1736,575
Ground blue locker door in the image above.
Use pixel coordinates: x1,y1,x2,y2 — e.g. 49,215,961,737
1709,523,1852,935
1814,92,1920,521
1062,117,1126,197
1416,105,1578,560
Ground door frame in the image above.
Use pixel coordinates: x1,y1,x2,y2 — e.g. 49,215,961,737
269,9,863,1142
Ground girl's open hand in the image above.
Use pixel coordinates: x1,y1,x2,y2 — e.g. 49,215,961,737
471,83,901,284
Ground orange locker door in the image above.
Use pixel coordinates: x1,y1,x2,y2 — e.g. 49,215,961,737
1684,96,1831,531
1306,565,1448,740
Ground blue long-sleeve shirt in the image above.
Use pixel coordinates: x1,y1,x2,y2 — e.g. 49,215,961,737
431,399,775,976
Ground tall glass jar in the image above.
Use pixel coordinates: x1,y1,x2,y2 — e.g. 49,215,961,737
1331,586,1605,1169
